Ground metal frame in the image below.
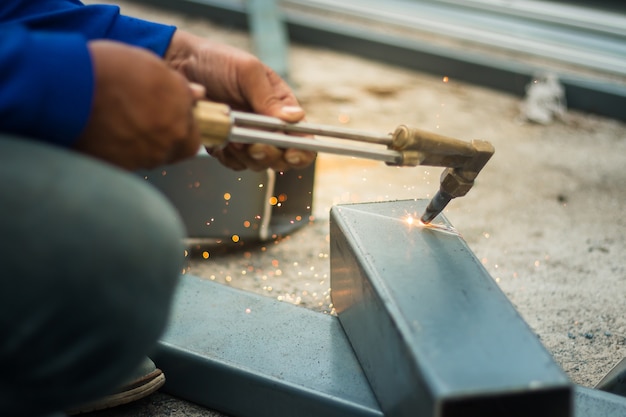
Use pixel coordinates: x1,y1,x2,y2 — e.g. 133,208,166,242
120,2,625,412
152,200,626,416
154,275,626,417
131,0,626,121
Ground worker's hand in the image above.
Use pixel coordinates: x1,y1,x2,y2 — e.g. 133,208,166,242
164,30,316,172
75,40,203,170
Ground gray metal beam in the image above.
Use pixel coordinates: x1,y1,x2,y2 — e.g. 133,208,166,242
287,0,626,77
152,274,382,417
330,200,572,417
283,12,626,122
130,0,626,121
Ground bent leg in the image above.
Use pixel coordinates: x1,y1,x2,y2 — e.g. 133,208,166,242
0,136,187,416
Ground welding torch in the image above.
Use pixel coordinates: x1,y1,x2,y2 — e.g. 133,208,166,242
194,101,494,223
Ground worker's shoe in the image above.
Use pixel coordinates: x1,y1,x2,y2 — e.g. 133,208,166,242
66,357,165,415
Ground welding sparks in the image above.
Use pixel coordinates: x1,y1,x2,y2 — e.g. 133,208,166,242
402,213,460,236
422,222,461,236
338,113,350,124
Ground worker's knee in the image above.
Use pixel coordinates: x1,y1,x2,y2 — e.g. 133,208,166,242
2,135,187,341
64,155,187,343
85,172,186,337
0,137,187,414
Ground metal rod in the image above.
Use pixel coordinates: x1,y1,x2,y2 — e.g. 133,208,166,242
286,0,626,76
230,126,402,164
232,111,393,145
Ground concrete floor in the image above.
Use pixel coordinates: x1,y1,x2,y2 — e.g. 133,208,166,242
85,1,626,416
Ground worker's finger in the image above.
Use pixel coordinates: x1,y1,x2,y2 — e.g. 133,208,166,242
189,82,206,100
247,144,316,172
246,143,288,171
237,66,314,168
214,143,293,173
165,79,205,165
208,145,247,171
240,64,304,122
283,148,316,168
276,105,306,123
241,67,317,169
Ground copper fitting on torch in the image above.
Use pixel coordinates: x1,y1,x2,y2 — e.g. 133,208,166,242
388,125,479,167
194,101,233,147
386,125,494,222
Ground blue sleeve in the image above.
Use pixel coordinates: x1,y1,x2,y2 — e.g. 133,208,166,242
0,24,93,146
0,0,177,146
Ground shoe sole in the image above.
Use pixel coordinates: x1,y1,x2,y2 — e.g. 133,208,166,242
67,369,165,415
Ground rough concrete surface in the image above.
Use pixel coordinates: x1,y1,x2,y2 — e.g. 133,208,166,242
86,1,625,416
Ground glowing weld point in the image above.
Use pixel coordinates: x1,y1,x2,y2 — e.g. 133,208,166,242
419,221,461,236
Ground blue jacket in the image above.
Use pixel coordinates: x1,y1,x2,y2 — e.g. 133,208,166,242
0,0,176,146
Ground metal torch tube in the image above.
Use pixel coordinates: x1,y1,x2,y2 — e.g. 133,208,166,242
232,111,393,145
230,126,403,164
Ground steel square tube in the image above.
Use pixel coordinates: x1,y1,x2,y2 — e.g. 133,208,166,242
152,276,621,416
152,275,382,417
330,199,573,417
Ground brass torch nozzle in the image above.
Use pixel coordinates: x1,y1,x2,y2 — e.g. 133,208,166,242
423,140,495,223
388,125,494,223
